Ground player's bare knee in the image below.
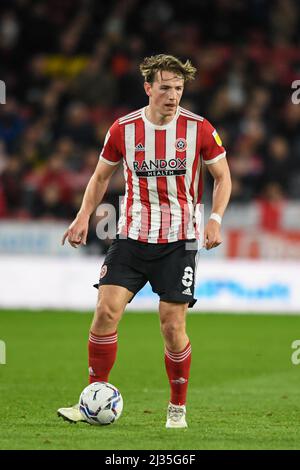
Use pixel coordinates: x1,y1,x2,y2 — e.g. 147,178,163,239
94,301,122,328
160,320,185,345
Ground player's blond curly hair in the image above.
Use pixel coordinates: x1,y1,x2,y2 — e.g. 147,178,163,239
139,54,197,84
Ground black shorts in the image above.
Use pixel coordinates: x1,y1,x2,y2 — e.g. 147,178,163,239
94,237,198,308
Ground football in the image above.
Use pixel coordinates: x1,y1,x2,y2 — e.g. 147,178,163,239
79,382,123,425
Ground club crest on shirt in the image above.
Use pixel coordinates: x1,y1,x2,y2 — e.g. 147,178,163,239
175,138,187,152
100,265,107,279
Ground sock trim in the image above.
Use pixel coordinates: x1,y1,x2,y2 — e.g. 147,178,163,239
89,332,118,345
89,330,117,338
165,344,191,362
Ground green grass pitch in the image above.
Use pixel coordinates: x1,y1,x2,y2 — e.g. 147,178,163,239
0,310,300,450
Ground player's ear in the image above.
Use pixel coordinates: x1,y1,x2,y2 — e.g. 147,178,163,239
144,82,152,97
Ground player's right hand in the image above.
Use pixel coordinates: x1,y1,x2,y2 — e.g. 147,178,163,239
203,219,222,250
62,217,89,248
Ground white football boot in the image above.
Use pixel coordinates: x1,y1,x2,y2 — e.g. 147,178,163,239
165,403,188,428
57,403,86,423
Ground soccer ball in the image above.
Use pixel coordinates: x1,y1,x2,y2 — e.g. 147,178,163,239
79,382,123,425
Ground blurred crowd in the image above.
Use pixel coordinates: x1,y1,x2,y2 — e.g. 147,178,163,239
0,0,300,243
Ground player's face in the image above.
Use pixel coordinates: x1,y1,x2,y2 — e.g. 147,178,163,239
145,71,184,118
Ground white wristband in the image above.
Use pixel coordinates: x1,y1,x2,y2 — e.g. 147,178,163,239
209,212,222,225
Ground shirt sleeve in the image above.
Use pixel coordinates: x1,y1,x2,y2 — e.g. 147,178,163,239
99,120,122,166
201,119,226,165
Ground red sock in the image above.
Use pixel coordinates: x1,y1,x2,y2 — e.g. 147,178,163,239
165,341,191,406
88,331,118,383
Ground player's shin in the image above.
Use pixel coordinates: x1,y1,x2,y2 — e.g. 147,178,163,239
88,331,118,383
164,341,191,406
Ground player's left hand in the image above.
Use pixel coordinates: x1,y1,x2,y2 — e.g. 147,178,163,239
203,219,222,250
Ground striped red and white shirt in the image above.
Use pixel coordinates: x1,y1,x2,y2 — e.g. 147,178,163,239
100,106,226,243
